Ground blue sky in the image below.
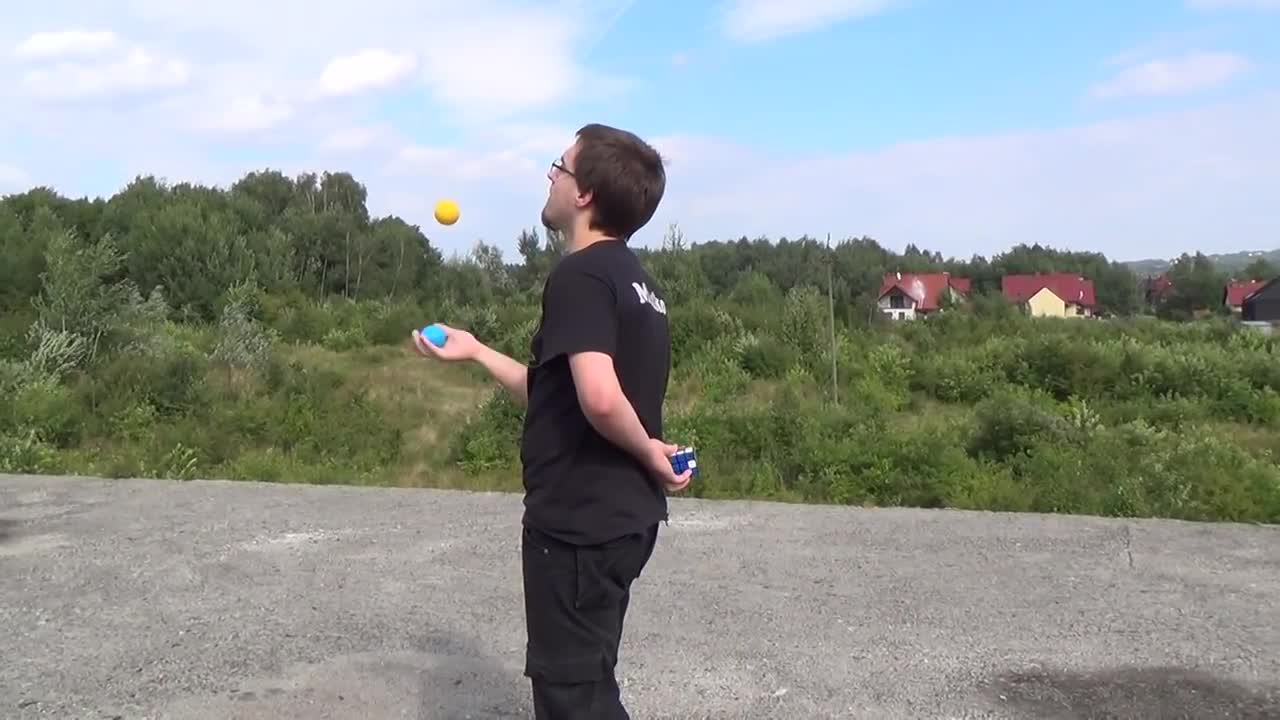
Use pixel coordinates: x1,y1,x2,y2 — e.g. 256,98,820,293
1,0,1278,262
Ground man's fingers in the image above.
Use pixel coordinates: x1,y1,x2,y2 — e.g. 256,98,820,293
411,331,440,358
664,469,692,492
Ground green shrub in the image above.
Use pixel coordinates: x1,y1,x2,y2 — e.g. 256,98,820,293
5,238,1278,526
0,430,62,474
0,309,34,361
321,326,369,351
10,376,83,447
967,387,1071,462
87,345,205,419
1008,421,1280,523
449,389,524,474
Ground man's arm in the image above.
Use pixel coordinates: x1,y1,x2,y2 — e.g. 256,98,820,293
535,266,685,487
473,344,528,407
538,265,647,465
412,324,527,406
569,351,650,463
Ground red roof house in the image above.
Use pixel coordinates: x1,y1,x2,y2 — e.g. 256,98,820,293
1143,273,1174,305
1001,273,1097,317
877,272,971,320
1224,279,1265,312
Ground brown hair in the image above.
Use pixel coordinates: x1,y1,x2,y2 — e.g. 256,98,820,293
573,123,666,241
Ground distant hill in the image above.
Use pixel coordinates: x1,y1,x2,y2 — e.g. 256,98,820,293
1125,248,1280,276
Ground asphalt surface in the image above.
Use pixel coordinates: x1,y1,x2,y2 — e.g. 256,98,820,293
2,473,1278,719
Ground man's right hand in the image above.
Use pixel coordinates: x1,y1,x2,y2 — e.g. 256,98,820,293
412,323,482,363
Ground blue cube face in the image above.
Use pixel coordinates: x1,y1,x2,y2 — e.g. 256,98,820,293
669,447,698,478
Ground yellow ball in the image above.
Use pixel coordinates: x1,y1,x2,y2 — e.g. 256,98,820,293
434,199,459,225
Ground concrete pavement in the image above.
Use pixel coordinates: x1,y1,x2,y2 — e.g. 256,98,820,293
2,473,1278,719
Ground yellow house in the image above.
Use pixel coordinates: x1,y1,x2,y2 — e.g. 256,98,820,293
1002,273,1097,318
1027,287,1067,317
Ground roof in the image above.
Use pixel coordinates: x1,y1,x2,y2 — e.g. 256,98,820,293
1243,277,1280,306
1001,273,1097,307
1144,273,1174,297
878,272,971,311
1225,279,1266,307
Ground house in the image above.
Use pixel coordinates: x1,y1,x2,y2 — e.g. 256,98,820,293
1142,273,1174,307
1223,279,1266,314
1001,273,1097,318
1241,277,1280,322
877,271,971,320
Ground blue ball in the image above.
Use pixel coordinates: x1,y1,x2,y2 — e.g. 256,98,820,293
422,324,447,347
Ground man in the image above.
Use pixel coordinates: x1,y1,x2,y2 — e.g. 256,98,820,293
412,123,691,719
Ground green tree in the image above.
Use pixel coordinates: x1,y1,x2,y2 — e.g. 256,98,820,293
1242,257,1277,281
1159,252,1227,319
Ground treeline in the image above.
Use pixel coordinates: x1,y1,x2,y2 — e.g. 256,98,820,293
3,169,1274,326
2,169,1278,524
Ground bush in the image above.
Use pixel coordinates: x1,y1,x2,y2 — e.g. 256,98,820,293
967,387,1071,462
449,389,524,474
1009,422,1280,523
6,221,1280,526
87,345,206,419
10,376,83,447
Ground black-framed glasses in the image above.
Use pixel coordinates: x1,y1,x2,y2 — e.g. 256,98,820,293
550,159,574,177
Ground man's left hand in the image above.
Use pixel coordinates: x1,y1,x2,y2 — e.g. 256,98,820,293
645,438,693,493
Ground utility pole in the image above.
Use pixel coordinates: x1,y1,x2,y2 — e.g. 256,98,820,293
827,232,838,406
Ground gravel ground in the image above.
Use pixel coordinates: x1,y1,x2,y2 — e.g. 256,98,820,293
2,473,1278,719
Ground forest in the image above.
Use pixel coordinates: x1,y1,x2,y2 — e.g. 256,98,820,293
2,169,1278,524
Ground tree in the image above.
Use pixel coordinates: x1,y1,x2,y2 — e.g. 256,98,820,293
1159,252,1226,319
1242,257,1277,281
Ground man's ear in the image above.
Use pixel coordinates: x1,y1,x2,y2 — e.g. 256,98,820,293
575,189,592,209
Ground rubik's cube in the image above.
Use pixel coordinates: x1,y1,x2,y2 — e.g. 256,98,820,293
669,447,699,478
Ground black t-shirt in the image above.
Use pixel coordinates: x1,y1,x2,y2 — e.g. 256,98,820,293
520,239,672,546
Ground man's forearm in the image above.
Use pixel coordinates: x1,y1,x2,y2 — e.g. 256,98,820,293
581,391,651,464
473,345,528,406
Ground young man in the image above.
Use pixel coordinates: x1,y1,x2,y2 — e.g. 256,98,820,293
412,123,691,719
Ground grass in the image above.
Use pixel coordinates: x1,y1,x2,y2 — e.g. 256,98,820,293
5,298,1280,525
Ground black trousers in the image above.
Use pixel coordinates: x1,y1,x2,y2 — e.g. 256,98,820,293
521,523,659,720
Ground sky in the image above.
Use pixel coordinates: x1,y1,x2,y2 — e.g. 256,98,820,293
1,0,1278,263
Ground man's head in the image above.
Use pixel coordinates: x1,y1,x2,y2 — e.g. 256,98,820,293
541,123,666,244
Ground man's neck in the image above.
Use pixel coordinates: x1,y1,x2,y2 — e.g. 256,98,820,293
565,226,616,254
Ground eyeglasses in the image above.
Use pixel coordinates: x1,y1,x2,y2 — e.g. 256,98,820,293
550,159,575,178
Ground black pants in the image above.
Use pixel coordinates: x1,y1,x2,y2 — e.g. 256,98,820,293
521,523,659,720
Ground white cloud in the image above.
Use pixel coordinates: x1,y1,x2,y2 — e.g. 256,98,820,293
318,49,416,97
414,8,598,121
1089,51,1251,100
116,0,628,121
640,93,1280,261
13,29,119,60
480,123,578,162
388,144,540,183
722,0,900,42
319,125,391,153
0,1,635,248
194,94,293,133
12,0,1272,266
20,45,190,102
1186,0,1280,9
